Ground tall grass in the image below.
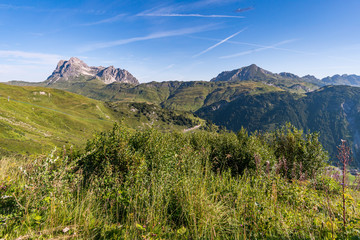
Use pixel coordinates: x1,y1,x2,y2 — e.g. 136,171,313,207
1,124,360,239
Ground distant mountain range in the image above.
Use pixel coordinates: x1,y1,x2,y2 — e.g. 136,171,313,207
7,57,360,88
211,63,360,87
322,74,360,86
5,57,360,167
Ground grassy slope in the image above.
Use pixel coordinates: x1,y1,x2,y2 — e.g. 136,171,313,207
9,78,285,112
0,83,115,154
45,79,181,104
105,101,204,132
0,83,203,155
81,80,284,112
160,81,285,111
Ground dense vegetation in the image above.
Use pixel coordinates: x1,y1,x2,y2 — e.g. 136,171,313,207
12,76,360,167
197,86,360,167
1,123,359,239
106,102,201,131
0,83,202,155
7,64,360,167
38,78,286,111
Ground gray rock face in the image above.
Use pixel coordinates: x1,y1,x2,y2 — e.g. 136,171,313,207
96,66,138,84
46,57,139,85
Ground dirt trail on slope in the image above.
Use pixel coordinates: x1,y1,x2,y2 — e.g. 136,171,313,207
183,124,201,132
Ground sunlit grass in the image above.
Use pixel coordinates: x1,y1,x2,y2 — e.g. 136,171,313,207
1,125,360,239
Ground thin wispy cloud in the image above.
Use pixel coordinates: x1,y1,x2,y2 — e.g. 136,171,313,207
140,0,239,15
0,50,63,65
137,12,244,19
220,39,297,59
137,64,176,80
0,3,106,15
0,4,33,10
0,51,65,81
235,7,254,13
190,36,312,55
81,25,214,52
187,0,239,9
164,64,175,71
195,36,360,63
137,0,245,19
193,28,247,57
80,14,126,26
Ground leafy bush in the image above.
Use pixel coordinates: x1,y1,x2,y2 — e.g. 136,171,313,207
77,123,141,186
3,123,354,240
206,128,275,175
270,123,328,179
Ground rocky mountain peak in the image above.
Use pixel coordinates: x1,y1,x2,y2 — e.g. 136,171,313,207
210,64,275,82
67,57,81,64
302,75,319,81
279,72,300,79
240,64,273,76
45,57,139,85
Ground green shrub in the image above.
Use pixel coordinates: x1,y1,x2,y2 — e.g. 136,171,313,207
2,123,346,239
77,123,140,185
270,123,328,179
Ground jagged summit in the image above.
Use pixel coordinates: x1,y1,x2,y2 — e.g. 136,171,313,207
278,72,300,79
210,64,278,82
210,64,324,86
45,57,139,85
322,74,360,86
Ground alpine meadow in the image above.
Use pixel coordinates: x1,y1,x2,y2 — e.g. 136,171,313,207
2,1,360,239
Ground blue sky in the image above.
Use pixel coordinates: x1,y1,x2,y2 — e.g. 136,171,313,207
1,0,360,83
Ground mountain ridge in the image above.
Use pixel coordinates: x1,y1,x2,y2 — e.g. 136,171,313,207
4,60,360,166
45,57,139,85
210,64,360,88
6,60,360,88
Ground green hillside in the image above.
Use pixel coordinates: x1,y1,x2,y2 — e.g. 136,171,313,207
196,85,360,166
6,64,319,112
28,78,284,111
5,64,360,166
0,83,203,155
0,83,115,154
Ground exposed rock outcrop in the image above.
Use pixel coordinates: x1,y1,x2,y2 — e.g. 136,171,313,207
45,57,139,85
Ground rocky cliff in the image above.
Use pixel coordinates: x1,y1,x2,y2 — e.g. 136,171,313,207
45,57,139,85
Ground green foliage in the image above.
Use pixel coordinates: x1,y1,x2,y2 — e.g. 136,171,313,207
202,124,326,179
205,128,275,175
197,85,360,167
9,76,360,167
78,123,140,186
107,101,201,129
270,123,328,179
2,123,360,239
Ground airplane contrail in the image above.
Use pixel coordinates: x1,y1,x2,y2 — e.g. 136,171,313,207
235,7,254,13
193,28,247,57
220,39,297,59
138,12,245,19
